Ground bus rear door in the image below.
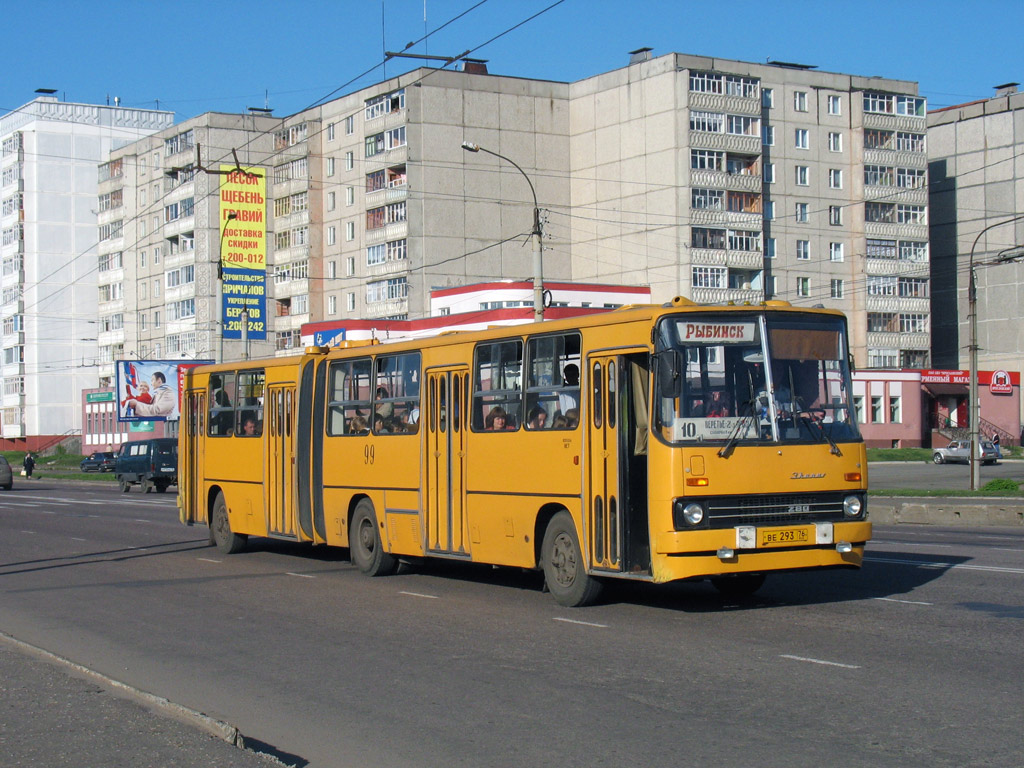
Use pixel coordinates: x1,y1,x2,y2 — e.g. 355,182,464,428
266,384,297,537
425,366,470,557
179,389,204,525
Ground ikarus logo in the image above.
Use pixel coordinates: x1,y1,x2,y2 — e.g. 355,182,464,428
791,472,825,479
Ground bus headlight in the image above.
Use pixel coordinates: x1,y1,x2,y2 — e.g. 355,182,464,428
673,499,707,529
843,495,864,519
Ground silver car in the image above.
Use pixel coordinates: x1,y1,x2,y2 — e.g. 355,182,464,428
932,440,999,465
0,456,12,490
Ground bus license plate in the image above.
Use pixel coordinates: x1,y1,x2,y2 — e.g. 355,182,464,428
760,527,808,547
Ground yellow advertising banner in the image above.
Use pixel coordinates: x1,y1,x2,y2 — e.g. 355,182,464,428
219,165,266,270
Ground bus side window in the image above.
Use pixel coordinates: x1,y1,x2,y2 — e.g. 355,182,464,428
374,352,421,434
208,372,236,437
472,339,523,431
327,358,372,436
525,332,580,430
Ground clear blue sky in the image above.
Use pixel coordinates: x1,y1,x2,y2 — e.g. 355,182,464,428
4,0,1022,120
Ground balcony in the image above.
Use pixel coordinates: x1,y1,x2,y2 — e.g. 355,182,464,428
689,286,762,305
364,107,407,134
868,330,929,350
865,257,929,277
864,185,927,206
366,220,408,245
365,184,408,209
689,168,761,194
689,131,761,156
688,91,761,117
865,220,928,242
866,295,929,313
365,297,408,318
367,259,409,278
364,144,408,172
689,209,762,229
863,147,927,168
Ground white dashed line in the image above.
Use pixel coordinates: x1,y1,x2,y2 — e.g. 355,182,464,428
399,591,438,599
874,597,933,606
553,617,608,628
866,556,1024,574
197,558,222,563
286,572,315,579
781,654,860,669
70,537,87,542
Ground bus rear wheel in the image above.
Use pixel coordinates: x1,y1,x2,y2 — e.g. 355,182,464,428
211,493,246,554
541,511,603,607
710,573,765,598
350,499,397,576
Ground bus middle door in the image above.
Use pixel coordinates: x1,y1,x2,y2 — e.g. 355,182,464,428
266,385,296,537
425,366,470,557
587,355,623,573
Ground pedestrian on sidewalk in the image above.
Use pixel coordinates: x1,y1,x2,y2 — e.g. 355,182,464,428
992,432,1002,459
22,452,34,479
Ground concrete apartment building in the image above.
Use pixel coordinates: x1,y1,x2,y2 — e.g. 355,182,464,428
928,84,1024,382
568,50,930,368
0,96,171,447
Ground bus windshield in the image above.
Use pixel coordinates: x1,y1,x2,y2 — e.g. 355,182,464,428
655,312,859,446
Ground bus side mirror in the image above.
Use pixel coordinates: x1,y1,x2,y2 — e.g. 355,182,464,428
656,350,681,399
848,353,856,374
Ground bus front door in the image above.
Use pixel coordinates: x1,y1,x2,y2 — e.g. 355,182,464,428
425,367,470,557
587,356,624,573
179,390,204,525
267,385,297,537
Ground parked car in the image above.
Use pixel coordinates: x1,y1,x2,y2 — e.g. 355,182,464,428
0,455,12,490
80,451,117,473
115,438,177,493
932,440,999,465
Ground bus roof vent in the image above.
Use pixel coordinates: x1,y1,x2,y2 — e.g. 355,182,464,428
304,345,330,355
763,300,792,307
663,295,697,308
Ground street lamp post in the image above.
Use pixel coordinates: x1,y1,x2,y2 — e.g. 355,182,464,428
216,211,237,364
461,141,544,321
966,213,1024,489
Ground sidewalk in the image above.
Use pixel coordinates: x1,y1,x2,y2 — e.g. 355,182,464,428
0,635,284,768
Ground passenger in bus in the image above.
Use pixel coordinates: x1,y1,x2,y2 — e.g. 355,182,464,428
373,414,385,433
563,408,579,429
558,364,580,412
375,386,393,418
485,406,511,430
241,416,259,436
706,390,732,417
551,414,569,429
348,415,369,435
527,405,548,430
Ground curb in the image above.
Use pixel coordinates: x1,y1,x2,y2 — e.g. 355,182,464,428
870,497,1024,527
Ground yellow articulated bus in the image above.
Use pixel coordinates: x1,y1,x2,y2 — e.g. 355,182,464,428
179,298,870,606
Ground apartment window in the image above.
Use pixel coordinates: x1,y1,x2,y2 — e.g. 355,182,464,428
889,396,901,424
345,151,354,171
865,165,894,186
764,163,775,184
326,122,335,142
728,230,760,251
692,266,727,289
854,396,864,423
830,279,844,299
867,313,897,332
827,95,842,115
690,110,724,133
346,256,355,276
897,205,925,225
896,96,925,117
796,240,810,260
868,349,898,368
346,221,355,241
691,149,724,171
865,202,895,223
690,71,724,94
762,125,775,146
346,186,355,206
764,201,775,220
827,132,842,153
900,313,928,333
795,166,809,186
864,92,894,115
326,226,336,246
896,132,926,152
327,191,336,211
865,129,894,150
345,115,355,135
153,278,161,298
793,91,808,112
871,396,883,423
765,237,776,258
899,277,929,297
797,277,810,297
866,239,897,259
829,242,844,262
346,293,356,311
691,188,725,211
328,295,337,315
896,168,926,189
140,250,147,267
327,260,337,279
727,115,759,137
829,169,843,189
795,129,809,149
762,88,774,108
364,88,405,120
795,203,809,223
868,276,898,296
326,157,336,177
829,206,843,226
899,241,928,262
274,197,291,217
366,277,408,302
691,227,726,250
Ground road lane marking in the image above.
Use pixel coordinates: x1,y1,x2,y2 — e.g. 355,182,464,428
993,548,1023,553
70,537,87,542
871,542,952,549
286,572,315,579
399,591,438,599
553,617,608,628
20,530,34,534
780,654,860,669
874,597,933,606
866,556,1024,574
198,558,222,563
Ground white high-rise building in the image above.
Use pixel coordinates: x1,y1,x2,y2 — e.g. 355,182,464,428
0,96,172,445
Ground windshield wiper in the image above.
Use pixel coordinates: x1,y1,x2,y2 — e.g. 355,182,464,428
799,412,842,456
718,399,757,458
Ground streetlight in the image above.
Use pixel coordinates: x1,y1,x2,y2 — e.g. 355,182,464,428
461,141,544,321
966,213,1024,489
217,211,237,363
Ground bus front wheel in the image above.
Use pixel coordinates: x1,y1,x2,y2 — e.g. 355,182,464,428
710,573,765,598
211,493,246,555
541,511,603,607
350,499,397,577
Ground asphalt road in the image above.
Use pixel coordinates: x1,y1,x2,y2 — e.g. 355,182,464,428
869,458,1024,490
1,482,1022,767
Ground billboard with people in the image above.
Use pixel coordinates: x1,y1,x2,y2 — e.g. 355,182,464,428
116,360,212,422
